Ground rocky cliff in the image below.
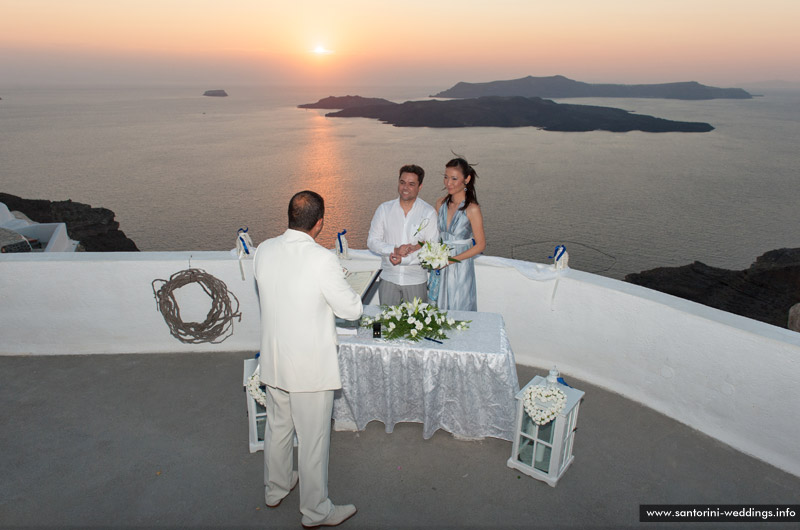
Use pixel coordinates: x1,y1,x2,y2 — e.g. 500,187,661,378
0,193,139,251
625,248,800,329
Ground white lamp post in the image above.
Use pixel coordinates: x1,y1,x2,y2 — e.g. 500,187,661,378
507,372,584,487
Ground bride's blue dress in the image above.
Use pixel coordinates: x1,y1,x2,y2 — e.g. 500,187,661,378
435,201,477,311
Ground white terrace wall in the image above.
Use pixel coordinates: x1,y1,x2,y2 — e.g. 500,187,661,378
1,251,262,354
2,250,799,477
477,258,800,479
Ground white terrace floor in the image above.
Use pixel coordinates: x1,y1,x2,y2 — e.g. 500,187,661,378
1,352,799,529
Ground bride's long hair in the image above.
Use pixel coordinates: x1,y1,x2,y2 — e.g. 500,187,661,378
445,156,479,211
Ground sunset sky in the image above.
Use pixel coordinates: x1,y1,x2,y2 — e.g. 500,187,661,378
2,0,798,87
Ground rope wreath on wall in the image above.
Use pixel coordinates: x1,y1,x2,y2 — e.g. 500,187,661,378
152,268,242,344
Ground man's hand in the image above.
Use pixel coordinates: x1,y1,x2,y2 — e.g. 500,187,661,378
389,252,402,266
396,243,420,257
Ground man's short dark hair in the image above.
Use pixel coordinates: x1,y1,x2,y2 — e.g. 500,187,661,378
399,164,425,185
288,190,325,232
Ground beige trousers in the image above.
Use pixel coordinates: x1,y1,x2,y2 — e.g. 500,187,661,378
264,385,335,524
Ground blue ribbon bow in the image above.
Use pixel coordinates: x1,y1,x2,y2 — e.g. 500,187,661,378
238,227,251,255
337,229,347,253
548,244,566,262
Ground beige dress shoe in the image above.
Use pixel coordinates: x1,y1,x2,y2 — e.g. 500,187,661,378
265,471,298,508
301,504,357,528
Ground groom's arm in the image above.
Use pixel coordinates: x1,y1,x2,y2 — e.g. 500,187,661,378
367,205,394,257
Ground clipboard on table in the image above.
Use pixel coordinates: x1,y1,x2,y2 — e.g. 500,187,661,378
337,269,381,331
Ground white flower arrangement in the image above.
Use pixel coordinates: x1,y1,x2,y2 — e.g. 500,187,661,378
247,365,268,408
523,383,567,426
360,297,470,342
418,241,459,270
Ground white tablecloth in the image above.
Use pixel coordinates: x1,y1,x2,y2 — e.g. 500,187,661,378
333,307,520,441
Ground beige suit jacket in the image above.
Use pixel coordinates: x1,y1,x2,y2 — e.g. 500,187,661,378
253,229,363,392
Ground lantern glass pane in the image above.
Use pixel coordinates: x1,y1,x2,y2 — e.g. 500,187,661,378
521,411,535,436
257,415,267,442
537,420,554,443
518,436,534,466
534,443,551,472
256,397,267,441
561,435,571,468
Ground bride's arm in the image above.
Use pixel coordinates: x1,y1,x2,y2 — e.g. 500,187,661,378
452,203,485,262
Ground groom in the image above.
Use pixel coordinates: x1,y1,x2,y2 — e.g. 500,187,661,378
367,164,439,305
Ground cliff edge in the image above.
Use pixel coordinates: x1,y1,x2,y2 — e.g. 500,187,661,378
625,248,800,329
0,193,139,251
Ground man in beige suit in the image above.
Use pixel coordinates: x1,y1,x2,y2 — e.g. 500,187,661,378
253,190,362,528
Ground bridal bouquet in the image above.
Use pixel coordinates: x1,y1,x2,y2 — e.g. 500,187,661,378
417,241,459,270
360,297,470,342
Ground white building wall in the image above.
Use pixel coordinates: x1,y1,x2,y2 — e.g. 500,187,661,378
2,250,799,477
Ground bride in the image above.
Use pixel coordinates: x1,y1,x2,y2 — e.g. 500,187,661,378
433,157,486,311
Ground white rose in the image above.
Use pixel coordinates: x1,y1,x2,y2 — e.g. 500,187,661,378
410,329,417,336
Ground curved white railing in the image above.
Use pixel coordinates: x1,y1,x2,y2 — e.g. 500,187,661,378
2,249,799,477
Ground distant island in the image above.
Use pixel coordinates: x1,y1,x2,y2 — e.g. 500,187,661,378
299,95,714,132
298,95,394,109
433,75,752,100
203,90,228,97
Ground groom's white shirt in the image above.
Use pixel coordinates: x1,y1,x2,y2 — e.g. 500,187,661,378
254,228,362,392
367,198,439,286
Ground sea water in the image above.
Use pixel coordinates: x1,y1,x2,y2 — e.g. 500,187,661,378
1,85,798,279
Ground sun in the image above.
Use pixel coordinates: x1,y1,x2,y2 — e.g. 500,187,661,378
312,45,333,55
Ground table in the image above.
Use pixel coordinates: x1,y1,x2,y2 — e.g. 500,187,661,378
333,306,520,441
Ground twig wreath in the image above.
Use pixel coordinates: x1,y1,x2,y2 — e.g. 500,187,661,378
151,268,241,344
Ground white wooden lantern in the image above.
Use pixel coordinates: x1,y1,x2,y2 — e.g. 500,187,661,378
507,374,584,487
243,357,298,453
243,357,268,453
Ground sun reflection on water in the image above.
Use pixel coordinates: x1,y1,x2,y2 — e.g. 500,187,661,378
294,114,358,250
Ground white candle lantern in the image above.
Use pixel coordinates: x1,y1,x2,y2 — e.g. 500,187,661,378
243,357,298,453
243,357,268,453
507,374,584,487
